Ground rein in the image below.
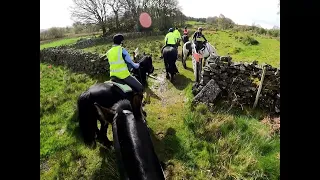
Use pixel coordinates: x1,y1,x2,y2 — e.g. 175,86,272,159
137,66,143,84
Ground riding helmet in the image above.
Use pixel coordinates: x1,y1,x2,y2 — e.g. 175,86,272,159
168,28,174,32
198,27,203,31
113,34,124,44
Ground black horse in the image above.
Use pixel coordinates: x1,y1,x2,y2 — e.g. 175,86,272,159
100,99,166,180
77,54,154,147
162,46,179,82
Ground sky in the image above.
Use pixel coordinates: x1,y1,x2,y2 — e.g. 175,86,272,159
40,0,280,30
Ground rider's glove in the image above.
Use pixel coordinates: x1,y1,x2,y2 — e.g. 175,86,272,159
133,63,140,69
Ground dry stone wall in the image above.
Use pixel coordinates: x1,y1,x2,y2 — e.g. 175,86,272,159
40,47,109,76
192,55,280,114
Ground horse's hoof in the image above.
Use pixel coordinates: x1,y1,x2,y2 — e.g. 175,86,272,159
89,141,97,149
170,75,174,82
143,101,149,105
142,110,147,117
160,161,167,170
103,140,113,148
166,74,170,79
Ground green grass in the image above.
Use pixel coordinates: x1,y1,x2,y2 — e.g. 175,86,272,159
186,21,207,25
182,104,280,179
40,37,90,50
40,63,119,179
205,30,280,67
40,31,280,179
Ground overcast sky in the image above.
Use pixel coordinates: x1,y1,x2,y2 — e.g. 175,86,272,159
40,0,280,30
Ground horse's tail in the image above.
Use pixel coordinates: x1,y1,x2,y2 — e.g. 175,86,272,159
77,90,97,146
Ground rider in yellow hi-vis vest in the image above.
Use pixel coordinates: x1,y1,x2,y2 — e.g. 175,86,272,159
160,28,177,58
107,46,130,79
173,27,181,46
107,34,143,94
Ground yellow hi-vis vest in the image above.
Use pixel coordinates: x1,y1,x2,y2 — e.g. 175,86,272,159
107,46,130,79
173,29,181,40
164,32,177,45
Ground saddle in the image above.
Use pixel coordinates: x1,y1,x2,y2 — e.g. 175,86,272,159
195,43,207,54
105,77,133,96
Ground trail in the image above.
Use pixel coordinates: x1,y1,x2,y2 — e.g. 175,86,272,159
143,60,195,178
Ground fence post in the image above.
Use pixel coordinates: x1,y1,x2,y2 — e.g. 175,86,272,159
253,66,266,109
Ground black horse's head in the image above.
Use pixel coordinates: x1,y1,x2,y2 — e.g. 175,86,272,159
110,99,165,180
132,53,154,87
138,53,154,74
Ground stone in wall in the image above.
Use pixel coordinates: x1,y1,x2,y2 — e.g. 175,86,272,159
193,79,222,104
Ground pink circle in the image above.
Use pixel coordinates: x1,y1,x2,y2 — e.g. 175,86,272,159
139,12,152,28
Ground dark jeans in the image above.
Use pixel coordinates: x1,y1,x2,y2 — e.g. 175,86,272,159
111,75,143,93
194,40,205,53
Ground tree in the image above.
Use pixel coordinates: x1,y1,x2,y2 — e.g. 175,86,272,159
107,0,124,30
70,0,110,35
207,14,234,30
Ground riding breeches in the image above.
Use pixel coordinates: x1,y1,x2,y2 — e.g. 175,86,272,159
112,75,144,94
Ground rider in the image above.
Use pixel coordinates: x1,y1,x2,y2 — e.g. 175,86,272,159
106,34,144,96
183,26,188,36
173,26,181,46
160,28,177,58
193,27,208,53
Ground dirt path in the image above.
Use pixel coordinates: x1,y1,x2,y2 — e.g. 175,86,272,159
142,61,195,178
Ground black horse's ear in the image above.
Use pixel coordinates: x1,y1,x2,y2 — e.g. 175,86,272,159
94,103,116,117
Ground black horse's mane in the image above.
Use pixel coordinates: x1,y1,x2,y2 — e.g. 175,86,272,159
137,54,151,67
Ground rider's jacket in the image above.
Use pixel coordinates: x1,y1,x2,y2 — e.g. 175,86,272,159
107,45,131,79
183,29,188,35
193,31,207,42
164,32,177,45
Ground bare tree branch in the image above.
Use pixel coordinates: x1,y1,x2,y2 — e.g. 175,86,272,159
71,0,111,35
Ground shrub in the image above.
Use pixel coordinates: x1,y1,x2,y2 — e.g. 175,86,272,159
240,35,259,45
